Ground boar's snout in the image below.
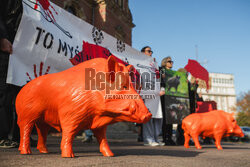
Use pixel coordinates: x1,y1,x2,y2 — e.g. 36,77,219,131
135,100,152,123
233,125,244,137
237,130,244,138
240,133,244,138
140,113,152,123
128,100,152,124
238,130,244,138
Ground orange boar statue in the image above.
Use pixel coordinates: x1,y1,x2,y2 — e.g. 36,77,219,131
16,56,152,157
182,110,244,150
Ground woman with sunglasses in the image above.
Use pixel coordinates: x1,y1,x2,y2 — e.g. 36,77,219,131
160,56,177,145
140,46,165,146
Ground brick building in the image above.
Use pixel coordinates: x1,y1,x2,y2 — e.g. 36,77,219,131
51,0,135,45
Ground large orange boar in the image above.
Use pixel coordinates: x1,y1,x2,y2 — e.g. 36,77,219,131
16,56,151,157
182,110,244,150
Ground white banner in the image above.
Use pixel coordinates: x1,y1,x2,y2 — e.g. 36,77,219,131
7,0,162,118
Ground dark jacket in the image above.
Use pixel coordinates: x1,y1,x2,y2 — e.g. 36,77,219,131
0,0,23,42
0,0,22,84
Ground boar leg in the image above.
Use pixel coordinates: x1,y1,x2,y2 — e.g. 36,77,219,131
18,121,34,154
214,134,223,150
60,129,76,158
93,126,114,157
184,132,190,148
190,133,202,149
35,120,50,153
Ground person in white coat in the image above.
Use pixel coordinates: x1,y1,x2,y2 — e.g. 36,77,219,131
141,46,165,146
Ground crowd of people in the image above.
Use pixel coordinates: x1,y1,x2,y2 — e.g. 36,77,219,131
0,0,201,149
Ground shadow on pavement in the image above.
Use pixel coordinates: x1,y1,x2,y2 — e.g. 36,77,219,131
42,138,204,157
199,143,250,150
112,149,202,157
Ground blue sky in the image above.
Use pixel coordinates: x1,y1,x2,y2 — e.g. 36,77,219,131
129,0,250,96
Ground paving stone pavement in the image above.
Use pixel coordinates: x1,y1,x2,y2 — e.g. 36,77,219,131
0,133,250,167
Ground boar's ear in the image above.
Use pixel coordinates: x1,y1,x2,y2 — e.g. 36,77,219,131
107,56,119,82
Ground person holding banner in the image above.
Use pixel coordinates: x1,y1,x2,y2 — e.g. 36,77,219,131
160,56,177,145
0,0,23,148
141,46,165,146
161,56,190,146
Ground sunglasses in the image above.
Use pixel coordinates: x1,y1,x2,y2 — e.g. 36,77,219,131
145,50,153,54
167,60,173,63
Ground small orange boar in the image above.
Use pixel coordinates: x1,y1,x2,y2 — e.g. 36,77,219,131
182,110,244,150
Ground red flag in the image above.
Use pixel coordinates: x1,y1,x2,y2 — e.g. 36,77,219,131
184,59,209,90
